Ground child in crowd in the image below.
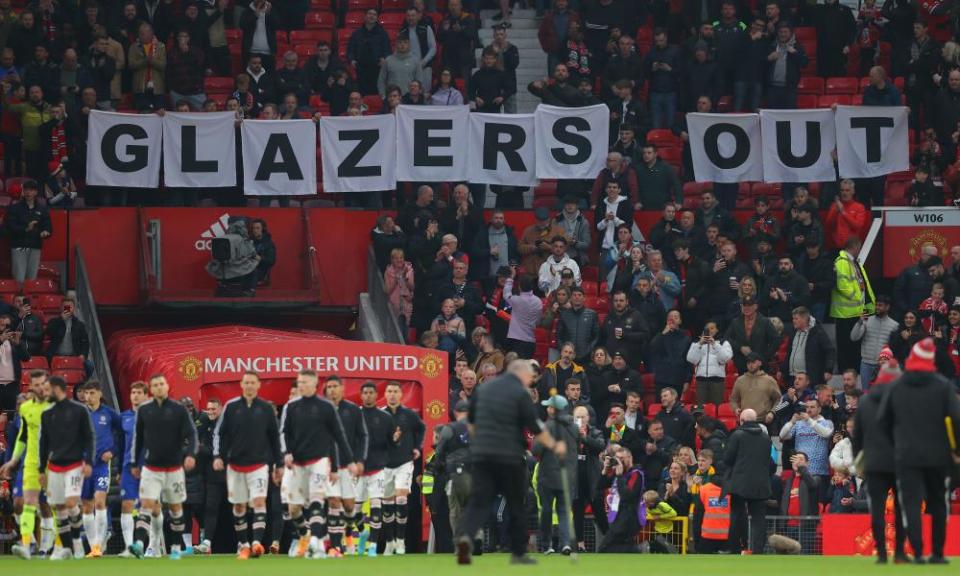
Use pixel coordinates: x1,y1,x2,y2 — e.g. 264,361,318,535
906,166,944,207
743,196,780,250
231,73,259,119
827,468,857,514
919,282,949,333
644,491,679,553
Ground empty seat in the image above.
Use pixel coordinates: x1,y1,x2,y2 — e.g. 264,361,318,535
381,0,408,11
717,403,735,418
52,356,85,371
204,76,234,92
796,76,824,95
363,95,383,114
825,77,858,95
646,129,681,148
53,370,85,386
21,357,49,371
344,10,366,27
23,278,58,294
380,12,406,28
310,0,333,9
817,94,852,107
347,0,379,10
0,279,18,293
647,403,663,417
305,10,337,29
290,29,333,45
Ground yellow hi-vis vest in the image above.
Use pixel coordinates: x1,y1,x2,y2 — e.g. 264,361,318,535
830,250,875,319
422,453,435,495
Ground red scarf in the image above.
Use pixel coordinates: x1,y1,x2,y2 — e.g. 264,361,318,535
50,123,67,164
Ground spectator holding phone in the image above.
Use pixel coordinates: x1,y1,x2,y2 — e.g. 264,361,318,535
0,314,29,411
43,297,90,368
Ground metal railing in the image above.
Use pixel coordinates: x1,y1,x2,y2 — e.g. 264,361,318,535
75,247,118,410
364,245,405,344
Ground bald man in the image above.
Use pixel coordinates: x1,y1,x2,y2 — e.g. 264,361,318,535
723,408,772,554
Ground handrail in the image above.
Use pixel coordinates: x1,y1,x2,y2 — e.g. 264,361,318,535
366,245,405,344
302,206,326,301
75,247,119,411
137,207,157,300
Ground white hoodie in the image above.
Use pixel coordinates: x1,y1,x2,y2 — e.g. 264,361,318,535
538,254,581,294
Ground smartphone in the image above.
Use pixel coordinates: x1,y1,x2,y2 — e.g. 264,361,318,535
575,417,584,428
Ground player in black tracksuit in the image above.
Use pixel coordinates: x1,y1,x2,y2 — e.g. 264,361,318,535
130,375,198,558
38,376,95,556
212,372,284,556
851,366,906,564
359,381,396,554
878,340,960,564
280,371,355,554
324,375,369,553
383,382,425,554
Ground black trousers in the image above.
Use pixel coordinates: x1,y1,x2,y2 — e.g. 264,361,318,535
897,466,950,558
728,495,766,554
456,459,527,557
0,381,18,412
598,510,639,553
865,471,905,559
507,339,536,360
834,316,861,373
203,481,228,550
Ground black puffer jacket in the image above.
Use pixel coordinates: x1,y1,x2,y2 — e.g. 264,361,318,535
723,421,772,499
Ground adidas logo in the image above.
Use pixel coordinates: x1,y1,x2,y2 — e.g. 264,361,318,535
194,213,231,251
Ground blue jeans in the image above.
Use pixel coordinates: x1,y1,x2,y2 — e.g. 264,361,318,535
860,361,878,390
733,81,762,112
649,91,676,129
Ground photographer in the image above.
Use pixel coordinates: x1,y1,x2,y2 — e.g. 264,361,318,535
43,297,90,368
0,314,30,412
597,445,644,553
13,296,44,355
533,395,578,555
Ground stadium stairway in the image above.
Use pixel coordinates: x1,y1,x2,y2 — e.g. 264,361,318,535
475,8,547,114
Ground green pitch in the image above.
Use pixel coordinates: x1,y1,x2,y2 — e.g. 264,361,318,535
0,554,949,576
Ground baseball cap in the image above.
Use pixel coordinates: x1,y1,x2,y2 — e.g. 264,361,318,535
454,400,470,413
534,206,551,221
541,395,569,410
742,295,757,306
612,351,625,360
561,268,575,278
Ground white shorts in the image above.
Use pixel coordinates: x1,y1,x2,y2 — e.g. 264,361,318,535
326,467,359,500
286,458,331,506
46,465,84,505
356,470,385,502
227,465,269,504
139,467,186,504
383,461,414,499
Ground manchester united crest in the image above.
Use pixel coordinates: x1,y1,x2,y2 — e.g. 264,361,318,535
178,355,203,381
425,399,446,420
420,352,444,378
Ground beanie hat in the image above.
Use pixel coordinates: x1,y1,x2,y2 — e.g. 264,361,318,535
877,345,896,366
904,337,936,372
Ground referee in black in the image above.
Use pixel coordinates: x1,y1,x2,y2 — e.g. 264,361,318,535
878,339,960,564
851,364,906,564
455,360,567,566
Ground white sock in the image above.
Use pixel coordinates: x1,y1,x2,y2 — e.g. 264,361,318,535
40,517,55,552
150,512,164,553
121,513,135,547
182,531,193,548
95,509,108,548
83,513,96,548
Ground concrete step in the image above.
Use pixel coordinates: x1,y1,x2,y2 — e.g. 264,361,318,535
479,17,540,30
478,27,540,40
478,8,539,19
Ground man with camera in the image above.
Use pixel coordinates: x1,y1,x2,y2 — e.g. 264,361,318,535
597,445,644,553
533,395,578,555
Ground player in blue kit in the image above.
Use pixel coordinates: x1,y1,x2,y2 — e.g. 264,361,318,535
79,379,123,557
118,381,149,557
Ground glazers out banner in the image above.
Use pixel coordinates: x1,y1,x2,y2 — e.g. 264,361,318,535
86,105,609,195
688,106,909,183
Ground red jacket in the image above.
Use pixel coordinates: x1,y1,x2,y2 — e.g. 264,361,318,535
824,198,868,248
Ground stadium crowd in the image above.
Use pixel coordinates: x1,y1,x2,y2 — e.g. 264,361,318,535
0,0,960,563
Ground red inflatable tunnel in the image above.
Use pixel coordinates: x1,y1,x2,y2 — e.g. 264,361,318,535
108,326,451,540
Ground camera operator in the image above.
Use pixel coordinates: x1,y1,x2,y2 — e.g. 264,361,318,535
597,445,645,553
206,219,261,297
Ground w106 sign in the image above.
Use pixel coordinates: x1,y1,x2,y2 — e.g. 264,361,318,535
882,209,960,277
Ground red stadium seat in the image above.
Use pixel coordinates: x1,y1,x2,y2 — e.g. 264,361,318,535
52,356,85,371
381,0,408,11
0,279,18,293
658,147,682,164
720,416,738,430
794,27,816,43
310,0,333,9
580,280,598,296
647,403,663,417
5,176,28,200
751,182,779,198
23,278,58,295
825,77,858,95
305,11,337,29
21,357,49,371
34,293,63,314
796,77,824,95
294,44,318,59
646,129,681,148
796,94,818,108
53,370,85,386
817,94,851,107
636,27,653,45
204,76,234,92
851,94,863,105
363,95,383,114
344,11,365,27
291,29,334,46
224,29,242,44
581,266,599,282
702,403,718,417
348,0,379,10
380,12,406,28
717,403,735,418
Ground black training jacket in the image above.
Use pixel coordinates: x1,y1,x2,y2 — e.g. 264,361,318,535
280,395,354,467
385,404,425,468
213,396,283,468
133,398,198,469
362,405,396,473
333,399,368,469
39,398,95,470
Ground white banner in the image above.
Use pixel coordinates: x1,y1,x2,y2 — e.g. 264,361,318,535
534,104,608,179
240,119,317,196
760,108,837,183
467,113,537,186
161,112,236,188
86,110,162,188
319,115,397,193
688,113,763,183
835,105,909,179
396,105,469,182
